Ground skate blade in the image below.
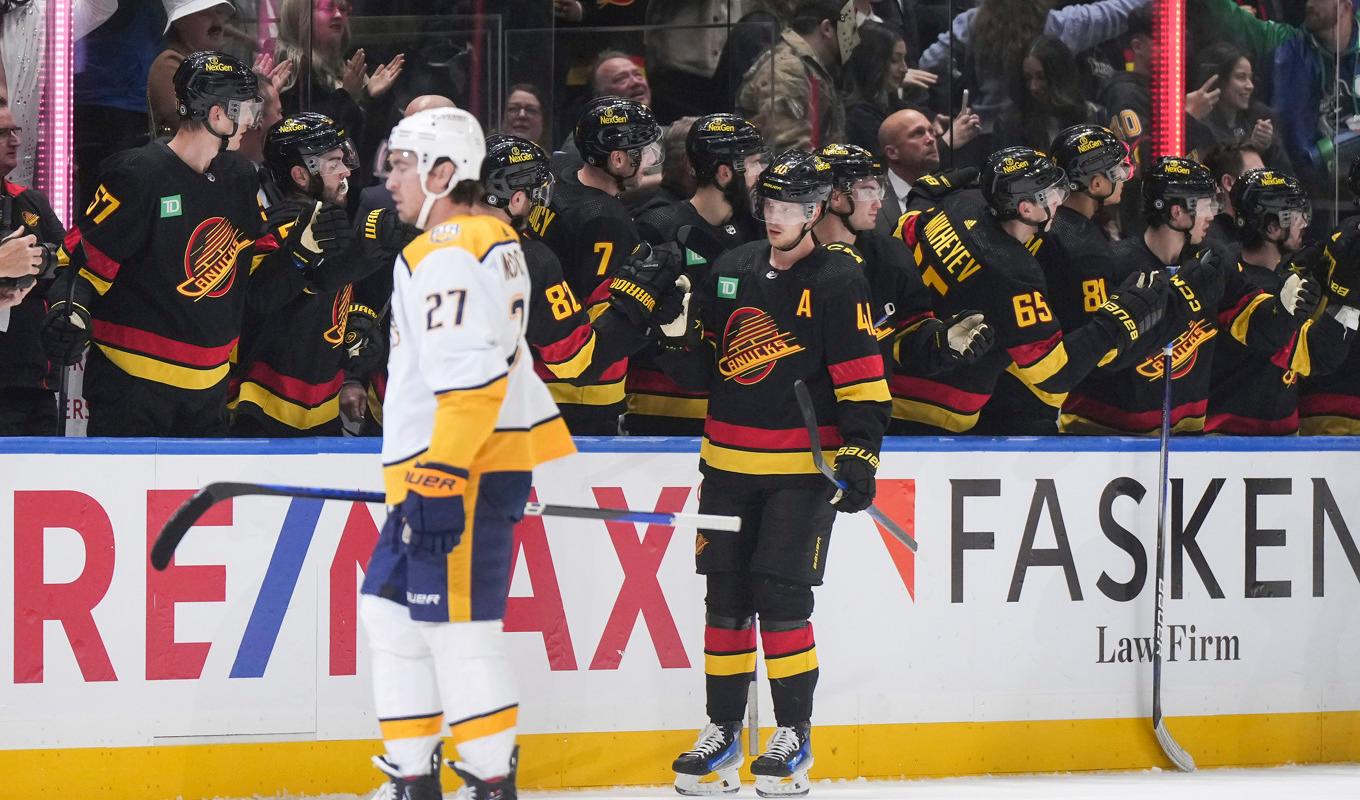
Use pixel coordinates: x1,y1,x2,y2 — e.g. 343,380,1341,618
754,770,811,798
675,768,741,796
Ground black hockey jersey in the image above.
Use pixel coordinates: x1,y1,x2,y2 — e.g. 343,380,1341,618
532,167,640,300
1061,238,1302,434
0,181,66,391
61,142,265,391
1206,258,1350,434
657,241,890,488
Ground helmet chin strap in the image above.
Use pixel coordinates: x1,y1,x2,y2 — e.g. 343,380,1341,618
772,207,823,252
608,151,643,194
207,113,239,153
416,170,456,230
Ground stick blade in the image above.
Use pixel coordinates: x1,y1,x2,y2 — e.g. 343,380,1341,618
1154,719,1197,772
150,487,221,571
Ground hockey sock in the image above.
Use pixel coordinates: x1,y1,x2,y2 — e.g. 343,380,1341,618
703,616,757,722
361,596,444,776
760,621,818,726
432,620,519,781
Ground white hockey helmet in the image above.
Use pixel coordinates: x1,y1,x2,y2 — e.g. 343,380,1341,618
387,107,487,228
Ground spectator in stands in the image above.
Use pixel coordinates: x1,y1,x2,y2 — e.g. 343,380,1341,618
276,0,404,176
501,83,549,148
715,0,798,109
875,107,937,233
645,0,742,121
591,50,652,108
842,21,924,149
148,0,237,138
737,0,855,151
1193,0,1360,188
998,36,1107,152
1201,141,1267,252
76,1,166,211
920,0,1150,151
1100,6,1152,239
1187,42,1292,172
0,96,67,435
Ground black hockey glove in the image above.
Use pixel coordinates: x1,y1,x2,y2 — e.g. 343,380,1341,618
911,167,979,204
344,303,386,377
306,204,356,258
359,205,421,267
609,242,683,327
1278,271,1321,318
831,445,879,513
40,299,92,366
1089,272,1169,355
1319,230,1360,309
399,463,467,558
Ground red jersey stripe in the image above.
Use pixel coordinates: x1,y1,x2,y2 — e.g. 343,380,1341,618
1008,330,1063,369
244,361,345,407
704,418,843,451
760,624,815,656
828,354,884,386
889,374,990,413
93,319,236,367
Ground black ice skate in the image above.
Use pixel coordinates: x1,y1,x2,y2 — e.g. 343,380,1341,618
448,744,518,800
750,722,813,797
370,743,444,800
672,720,744,795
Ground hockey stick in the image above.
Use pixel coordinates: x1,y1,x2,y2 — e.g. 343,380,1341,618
1151,272,1196,772
150,481,743,571
792,380,918,552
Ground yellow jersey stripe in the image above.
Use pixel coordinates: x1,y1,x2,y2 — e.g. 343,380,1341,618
96,344,229,390
234,381,340,430
705,651,758,677
378,713,443,741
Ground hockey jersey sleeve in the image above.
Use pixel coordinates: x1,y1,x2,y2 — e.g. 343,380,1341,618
568,212,639,298
1211,257,1303,356
58,152,154,302
408,248,512,475
654,259,721,391
820,265,891,451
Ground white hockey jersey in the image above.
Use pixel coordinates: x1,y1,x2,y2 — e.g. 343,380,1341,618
381,214,575,503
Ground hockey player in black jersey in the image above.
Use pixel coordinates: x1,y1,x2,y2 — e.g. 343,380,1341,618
1206,169,1354,433
810,143,994,433
230,111,370,436
478,133,661,397
42,51,268,436
979,124,1133,434
627,113,769,434
1300,157,1360,433
533,95,663,433
1061,157,1322,434
891,146,1169,434
658,150,890,797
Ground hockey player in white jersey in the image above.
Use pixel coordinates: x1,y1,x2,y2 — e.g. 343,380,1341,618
358,107,576,800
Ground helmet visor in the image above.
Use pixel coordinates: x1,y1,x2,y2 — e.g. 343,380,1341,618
1278,206,1312,231
755,197,820,225
227,98,264,130
639,141,664,176
1190,195,1221,219
1033,181,1070,215
530,174,554,209
307,140,360,176
848,177,886,203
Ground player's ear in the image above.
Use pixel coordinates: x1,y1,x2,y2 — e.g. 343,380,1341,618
290,164,311,192
509,190,530,217
427,160,455,193
715,163,733,188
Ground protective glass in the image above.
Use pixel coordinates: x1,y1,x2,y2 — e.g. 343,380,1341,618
848,178,886,203
755,197,819,224
638,141,664,176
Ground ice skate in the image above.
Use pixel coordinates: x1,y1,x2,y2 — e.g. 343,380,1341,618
750,723,813,797
672,720,744,795
448,744,518,800
369,744,444,800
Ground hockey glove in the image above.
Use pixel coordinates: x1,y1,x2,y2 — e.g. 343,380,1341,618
1279,271,1321,319
344,303,386,376
40,300,92,366
1090,273,1169,355
609,242,682,327
399,463,468,558
934,310,993,367
360,205,421,266
1319,231,1360,309
911,167,979,204
656,275,703,350
830,445,879,513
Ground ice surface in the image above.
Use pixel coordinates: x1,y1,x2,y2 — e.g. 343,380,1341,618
242,763,1360,800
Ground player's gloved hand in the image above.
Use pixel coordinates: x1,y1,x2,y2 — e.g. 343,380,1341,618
359,205,421,265
910,167,979,204
1279,271,1321,318
1090,271,1169,355
656,275,702,350
830,445,878,513
399,463,468,558
40,300,92,365
609,242,682,327
1318,230,1360,309
939,309,993,365
305,203,356,258
344,303,386,376
264,198,304,235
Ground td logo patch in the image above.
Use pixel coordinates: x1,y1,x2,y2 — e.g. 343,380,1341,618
160,195,183,218
717,276,739,298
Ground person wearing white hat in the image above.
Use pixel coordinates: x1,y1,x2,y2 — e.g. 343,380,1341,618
147,0,237,137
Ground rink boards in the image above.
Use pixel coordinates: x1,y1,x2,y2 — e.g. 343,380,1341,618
2,436,1359,799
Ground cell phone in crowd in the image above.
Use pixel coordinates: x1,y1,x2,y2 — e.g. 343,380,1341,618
960,88,970,113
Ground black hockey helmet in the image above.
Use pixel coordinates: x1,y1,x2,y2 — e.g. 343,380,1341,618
687,113,767,181
173,50,261,124
264,112,357,187
574,95,662,167
756,149,834,206
481,134,553,210
1049,124,1130,189
1142,156,1216,221
1230,167,1310,233
981,146,1068,220
816,143,886,192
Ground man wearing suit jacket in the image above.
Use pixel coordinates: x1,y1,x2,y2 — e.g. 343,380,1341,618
874,107,940,234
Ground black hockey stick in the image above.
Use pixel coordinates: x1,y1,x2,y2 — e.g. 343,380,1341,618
676,224,727,264
1151,280,1196,772
792,380,918,552
150,481,743,570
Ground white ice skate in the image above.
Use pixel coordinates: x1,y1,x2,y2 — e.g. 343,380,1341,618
672,720,744,795
750,723,813,797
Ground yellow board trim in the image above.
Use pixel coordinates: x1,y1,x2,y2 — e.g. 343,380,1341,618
378,713,443,741
96,344,229,390
450,705,519,744
8,711,1360,798
705,650,758,677
765,647,818,680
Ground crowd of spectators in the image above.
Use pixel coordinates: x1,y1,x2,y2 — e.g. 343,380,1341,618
1,0,1359,437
